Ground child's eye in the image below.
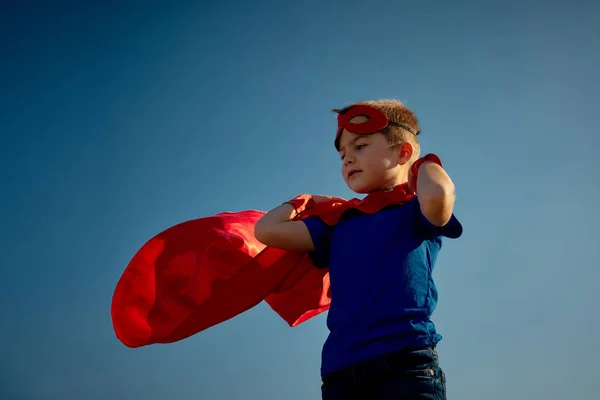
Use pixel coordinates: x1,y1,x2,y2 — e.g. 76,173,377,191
356,144,366,151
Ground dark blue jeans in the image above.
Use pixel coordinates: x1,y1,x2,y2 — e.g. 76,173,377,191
320,346,446,400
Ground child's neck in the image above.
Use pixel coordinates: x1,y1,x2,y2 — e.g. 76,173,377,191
378,181,409,193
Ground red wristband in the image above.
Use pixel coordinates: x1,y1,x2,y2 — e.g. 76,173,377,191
408,153,443,193
284,194,315,219
411,153,443,178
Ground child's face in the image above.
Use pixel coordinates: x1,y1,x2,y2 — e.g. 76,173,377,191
338,123,409,194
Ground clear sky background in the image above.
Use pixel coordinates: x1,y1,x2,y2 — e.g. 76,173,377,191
1,1,599,399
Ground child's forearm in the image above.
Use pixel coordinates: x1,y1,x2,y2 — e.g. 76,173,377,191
257,203,297,228
254,203,316,251
416,162,456,226
254,194,343,250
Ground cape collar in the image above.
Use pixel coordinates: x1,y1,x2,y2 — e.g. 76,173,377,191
302,183,415,226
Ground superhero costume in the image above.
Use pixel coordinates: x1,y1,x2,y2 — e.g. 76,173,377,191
111,104,442,348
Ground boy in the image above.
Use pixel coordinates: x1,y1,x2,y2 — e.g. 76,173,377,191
260,99,462,399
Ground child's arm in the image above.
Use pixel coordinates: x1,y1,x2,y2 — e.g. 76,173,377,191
254,195,344,251
416,162,456,227
254,203,316,251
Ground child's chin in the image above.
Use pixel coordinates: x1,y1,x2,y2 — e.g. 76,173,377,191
347,182,371,194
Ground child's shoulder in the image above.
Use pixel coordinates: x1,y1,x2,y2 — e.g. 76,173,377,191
345,198,462,240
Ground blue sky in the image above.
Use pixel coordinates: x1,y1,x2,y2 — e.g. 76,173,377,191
1,1,599,399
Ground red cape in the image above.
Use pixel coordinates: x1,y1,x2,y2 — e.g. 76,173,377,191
111,184,414,347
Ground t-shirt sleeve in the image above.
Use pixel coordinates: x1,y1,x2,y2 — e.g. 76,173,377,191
414,197,463,240
302,216,335,269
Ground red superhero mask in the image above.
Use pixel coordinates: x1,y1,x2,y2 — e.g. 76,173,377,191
334,104,416,150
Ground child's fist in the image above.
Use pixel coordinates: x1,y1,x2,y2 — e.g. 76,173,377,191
285,194,347,220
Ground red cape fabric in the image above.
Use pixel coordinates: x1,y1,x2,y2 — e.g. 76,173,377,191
111,184,414,348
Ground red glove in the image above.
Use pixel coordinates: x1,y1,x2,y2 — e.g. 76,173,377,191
284,194,316,219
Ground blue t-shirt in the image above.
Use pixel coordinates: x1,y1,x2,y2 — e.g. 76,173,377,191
302,197,462,375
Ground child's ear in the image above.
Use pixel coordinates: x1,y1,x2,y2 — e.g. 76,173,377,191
398,143,413,164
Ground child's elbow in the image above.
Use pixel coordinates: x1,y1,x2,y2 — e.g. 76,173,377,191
433,180,455,202
253,218,271,245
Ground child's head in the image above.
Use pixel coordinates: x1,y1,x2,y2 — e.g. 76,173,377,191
333,99,421,194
